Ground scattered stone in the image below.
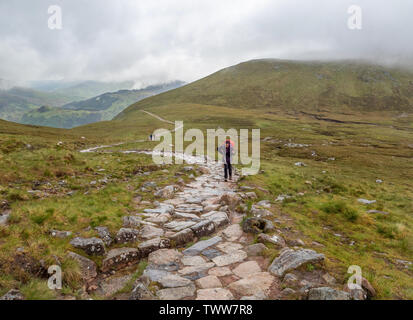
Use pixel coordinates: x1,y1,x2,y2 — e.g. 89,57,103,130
196,288,234,300
183,236,222,256
158,274,192,288
376,179,383,184
0,212,10,226
250,206,273,217
268,248,325,277
367,210,389,215
308,287,350,300
168,228,194,246
115,228,140,243
97,275,132,297
275,194,292,202
258,233,286,248
220,193,241,210
183,166,194,172
287,238,305,247
228,272,274,296
122,216,141,228
216,242,243,253
129,278,156,300
242,217,274,234
0,289,24,300
294,162,307,167
222,224,243,241
157,284,196,300
102,248,140,272
245,243,267,256
212,250,247,267
138,237,171,257
245,192,257,199
95,226,113,246
196,275,222,289
201,211,229,228
143,181,157,188
233,261,261,278
256,200,271,208
208,267,232,277
322,273,337,285
164,220,196,232
178,263,215,275
148,249,182,266
154,185,175,199
67,251,97,282
49,229,72,238
358,199,377,205
202,249,222,260
139,225,164,240
190,220,216,238
181,255,206,266
70,237,105,256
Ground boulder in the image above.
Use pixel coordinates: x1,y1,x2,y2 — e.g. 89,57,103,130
122,216,141,228
308,287,350,300
242,217,274,234
196,288,234,300
268,248,325,277
139,225,164,240
67,251,97,282
183,236,222,256
212,250,247,267
49,229,72,238
245,243,267,256
138,237,171,257
70,237,105,256
168,228,195,246
190,220,216,238
195,275,222,289
220,193,241,210
115,228,140,243
228,272,275,296
257,233,286,248
102,247,140,272
95,226,113,246
0,289,24,300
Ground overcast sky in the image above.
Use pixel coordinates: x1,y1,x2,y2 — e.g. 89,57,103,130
0,0,412,86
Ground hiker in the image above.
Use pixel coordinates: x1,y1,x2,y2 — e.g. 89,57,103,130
218,139,235,182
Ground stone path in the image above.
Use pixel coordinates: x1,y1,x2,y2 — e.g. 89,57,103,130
70,139,375,301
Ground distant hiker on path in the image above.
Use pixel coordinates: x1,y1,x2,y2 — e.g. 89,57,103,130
218,139,235,182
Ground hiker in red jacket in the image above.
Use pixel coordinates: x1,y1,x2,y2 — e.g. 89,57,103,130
218,139,235,182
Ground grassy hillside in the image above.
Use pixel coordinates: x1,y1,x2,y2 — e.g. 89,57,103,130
117,59,413,121
0,59,412,299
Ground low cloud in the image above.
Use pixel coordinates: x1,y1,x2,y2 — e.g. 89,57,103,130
0,0,412,84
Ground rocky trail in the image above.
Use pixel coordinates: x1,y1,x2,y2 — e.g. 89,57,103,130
59,142,376,301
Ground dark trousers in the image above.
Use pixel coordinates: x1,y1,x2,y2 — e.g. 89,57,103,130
224,163,232,179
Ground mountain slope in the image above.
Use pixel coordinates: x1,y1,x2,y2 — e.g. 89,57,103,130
116,59,413,120
20,81,185,128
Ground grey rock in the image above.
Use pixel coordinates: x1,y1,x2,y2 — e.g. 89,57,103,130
308,287,350,300
0,289,24,300
158,274,192,288
138,237,171,257
70,237,105,256
242,217,274,234
122,216,141,228
154,185,175,199
164,220,196,232
49,229,72,238
358,199,376,205
202,249,223,260
183,236,222,256
245,243,267,256
115,228,140,243
258,233,286,248
67,251,97,282
102,247,140,272
268,248,325,277
190,220,216,238
143,181,157,188
0,212,10,226
201,211,229,228
95,226,113,246
157,284,196,300
168,228,194,246
129,279,156,300
139,225,164,240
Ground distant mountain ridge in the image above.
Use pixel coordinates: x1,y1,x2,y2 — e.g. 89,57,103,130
19,81,185,128
116,59,413,121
